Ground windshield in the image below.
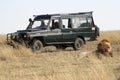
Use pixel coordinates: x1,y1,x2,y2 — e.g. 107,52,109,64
31,19,50,29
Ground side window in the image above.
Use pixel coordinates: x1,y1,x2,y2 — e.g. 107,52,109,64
32,20,49,29
32,21,41,29
72,18,81,28
62,18,72,29
79,18,88,27
87,17,93,27
72,17,90,28
62,19,68,28
49,18,60,29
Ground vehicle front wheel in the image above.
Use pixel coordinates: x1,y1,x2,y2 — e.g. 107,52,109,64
32,40,43,53
73,38,84,50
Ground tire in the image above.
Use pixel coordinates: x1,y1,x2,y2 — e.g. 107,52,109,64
73,38,84,50
32,40,43,53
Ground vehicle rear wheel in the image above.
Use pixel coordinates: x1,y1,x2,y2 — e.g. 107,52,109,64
32,40,43,53
73,38,84,50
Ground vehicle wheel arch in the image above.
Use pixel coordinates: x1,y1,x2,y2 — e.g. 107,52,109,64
32,37,45,46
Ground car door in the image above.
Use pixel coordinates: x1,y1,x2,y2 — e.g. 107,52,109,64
61,28,75,43
61,18,75,43
44,17,63,44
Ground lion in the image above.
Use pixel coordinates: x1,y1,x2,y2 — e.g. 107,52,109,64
97,39,113,57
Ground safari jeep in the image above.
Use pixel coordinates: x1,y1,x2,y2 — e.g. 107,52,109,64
7,11,99,53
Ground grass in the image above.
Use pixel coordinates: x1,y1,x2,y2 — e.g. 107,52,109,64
0,31,120,80
98,30,120,44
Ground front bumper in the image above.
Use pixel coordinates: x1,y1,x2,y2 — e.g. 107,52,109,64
7,33,24,46
7,33,14,46
7,33,31,48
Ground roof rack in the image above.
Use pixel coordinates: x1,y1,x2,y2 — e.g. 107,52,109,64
68,11,93,15
34,11,92,16
34,11,93,20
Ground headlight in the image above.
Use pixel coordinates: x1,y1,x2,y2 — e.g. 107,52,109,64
23,33,30,38
24,35,27,38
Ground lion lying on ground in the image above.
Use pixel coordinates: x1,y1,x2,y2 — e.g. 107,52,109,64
97,39,113,57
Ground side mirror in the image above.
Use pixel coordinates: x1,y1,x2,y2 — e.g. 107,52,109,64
29,18,32,22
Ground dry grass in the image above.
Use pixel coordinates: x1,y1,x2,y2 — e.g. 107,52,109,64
0,31,120,80
98,30,120,44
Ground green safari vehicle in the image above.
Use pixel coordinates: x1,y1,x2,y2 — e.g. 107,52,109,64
7,11,99,53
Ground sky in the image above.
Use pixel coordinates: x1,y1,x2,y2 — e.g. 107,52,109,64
0,0,120,34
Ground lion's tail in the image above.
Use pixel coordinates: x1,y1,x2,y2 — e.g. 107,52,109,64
76,50,96,59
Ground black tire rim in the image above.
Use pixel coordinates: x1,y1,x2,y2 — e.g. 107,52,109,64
34,43,41,50
76,41,81,49
33,40,43,53
74,38,84,50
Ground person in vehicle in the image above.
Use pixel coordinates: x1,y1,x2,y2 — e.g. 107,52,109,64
40,20,47,29
52,21,59,29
